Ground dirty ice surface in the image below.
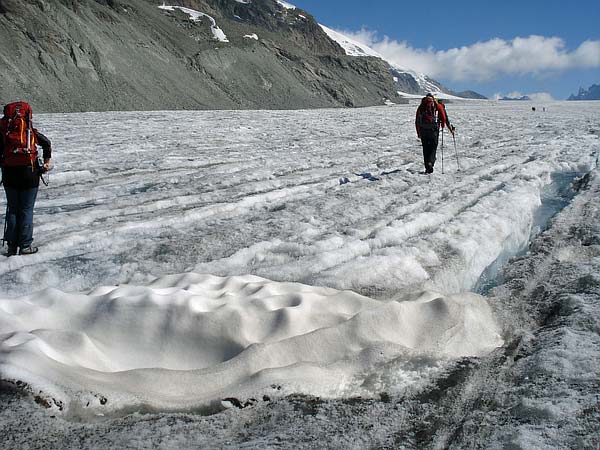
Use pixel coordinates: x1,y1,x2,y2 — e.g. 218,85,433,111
0,102,598,418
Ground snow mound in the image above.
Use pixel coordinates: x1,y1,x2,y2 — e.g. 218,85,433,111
0,273,502,416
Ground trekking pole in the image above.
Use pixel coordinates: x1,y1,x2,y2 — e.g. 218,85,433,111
441,128,444,174
2,205,7,248
452,131,460,171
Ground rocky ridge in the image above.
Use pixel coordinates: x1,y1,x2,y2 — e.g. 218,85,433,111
0,0,402,112
568,83,600,100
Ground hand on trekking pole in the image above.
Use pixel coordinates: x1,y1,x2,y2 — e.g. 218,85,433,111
43,158,52,172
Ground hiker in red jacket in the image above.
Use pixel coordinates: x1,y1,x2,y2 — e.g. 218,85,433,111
415,94,452,174
1,102,52,256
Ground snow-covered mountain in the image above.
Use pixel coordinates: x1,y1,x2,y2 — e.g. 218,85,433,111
500,94,532,101
0,0,488,112
319,24,482,99
568,83,600,100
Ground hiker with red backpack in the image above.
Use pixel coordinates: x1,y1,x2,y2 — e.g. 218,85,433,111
415,93,454,174
0,102,52,256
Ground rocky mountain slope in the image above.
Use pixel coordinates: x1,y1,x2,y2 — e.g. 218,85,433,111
0,0,402,112
452,90,487,99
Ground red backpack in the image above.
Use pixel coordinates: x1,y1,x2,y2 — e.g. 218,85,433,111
0,101,38,167
417,96,439,131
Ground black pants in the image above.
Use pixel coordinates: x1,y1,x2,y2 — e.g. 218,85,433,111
420,129,439,173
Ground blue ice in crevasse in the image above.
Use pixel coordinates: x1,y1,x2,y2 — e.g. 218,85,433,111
474,171,584,295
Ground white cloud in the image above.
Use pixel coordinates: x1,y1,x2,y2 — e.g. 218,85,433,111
492,91,526,100
338,30,600,82
492,91,555,101
527,92,555,102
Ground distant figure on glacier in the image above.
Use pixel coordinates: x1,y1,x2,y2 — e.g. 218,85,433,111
415,94,453,174
0,102,52,256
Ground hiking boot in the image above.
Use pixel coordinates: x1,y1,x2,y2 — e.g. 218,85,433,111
19,246,38,255
4,246,17,257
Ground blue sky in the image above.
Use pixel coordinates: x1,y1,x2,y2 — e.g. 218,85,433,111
289,0,600,99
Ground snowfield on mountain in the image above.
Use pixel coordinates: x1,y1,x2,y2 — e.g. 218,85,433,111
1,101,599,449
